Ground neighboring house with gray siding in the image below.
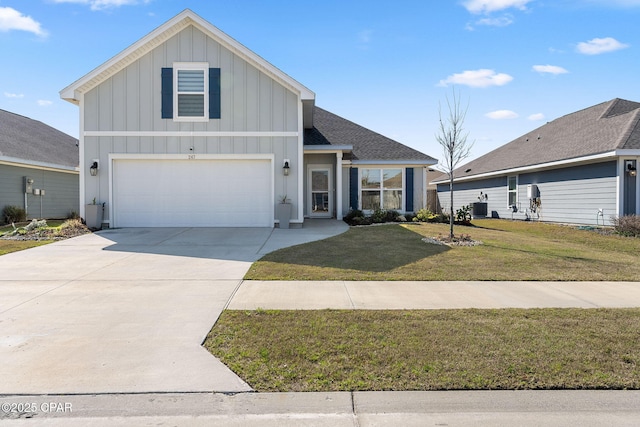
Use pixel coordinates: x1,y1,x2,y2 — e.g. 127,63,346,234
433,98,640,225
60,9,436,228
0,109,79,222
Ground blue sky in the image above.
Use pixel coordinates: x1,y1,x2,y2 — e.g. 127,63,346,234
1,0,639,164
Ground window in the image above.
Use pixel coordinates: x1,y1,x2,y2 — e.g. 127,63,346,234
361,168,403,211
174,63,208,120
161,64,220,121
507,175,518,207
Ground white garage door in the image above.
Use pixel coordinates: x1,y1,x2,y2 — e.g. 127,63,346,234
112,158,272,227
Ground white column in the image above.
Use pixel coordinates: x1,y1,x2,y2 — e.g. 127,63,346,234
336,152,343,220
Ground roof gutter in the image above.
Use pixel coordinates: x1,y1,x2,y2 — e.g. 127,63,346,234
352,159,437,166
0,156,79,173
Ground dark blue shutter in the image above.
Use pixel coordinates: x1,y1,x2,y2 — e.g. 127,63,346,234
209,68,221,119
161,68,173,119
405,168,414,212
349,167,359,210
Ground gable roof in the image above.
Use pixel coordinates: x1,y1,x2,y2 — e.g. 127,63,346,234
304,107,437,165
60,9,315,125
438,98,640,182
0,109,78,170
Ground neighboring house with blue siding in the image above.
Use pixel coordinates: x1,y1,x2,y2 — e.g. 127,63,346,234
0,109,79,222
433,98,640,225
60,9,436,228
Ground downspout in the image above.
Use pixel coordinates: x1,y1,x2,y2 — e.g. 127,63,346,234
78,92,86,219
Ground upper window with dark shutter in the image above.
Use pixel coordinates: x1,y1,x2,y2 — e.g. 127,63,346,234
162,62,221,122
177,69,205,117
173,63,208,121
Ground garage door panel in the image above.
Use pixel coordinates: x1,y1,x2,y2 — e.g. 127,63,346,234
113,159,272,227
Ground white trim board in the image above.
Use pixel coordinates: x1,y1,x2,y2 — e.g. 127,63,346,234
84,131,299,138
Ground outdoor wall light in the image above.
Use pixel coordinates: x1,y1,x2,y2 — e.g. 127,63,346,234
626,161,637,177
283,160,290,176
89,161,99,176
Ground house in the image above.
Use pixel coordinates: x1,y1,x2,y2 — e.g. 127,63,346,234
432,98,640,225
0,109,79,221
60,9,436,228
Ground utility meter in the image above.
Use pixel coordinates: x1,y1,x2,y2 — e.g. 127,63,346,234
24,177,33,194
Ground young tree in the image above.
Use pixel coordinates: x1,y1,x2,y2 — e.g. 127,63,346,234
435,88,474,239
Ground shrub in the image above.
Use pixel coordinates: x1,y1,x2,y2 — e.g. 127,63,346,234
412,208,440,223
344,209,364,221
344,208,402,226
344,209,370,226
611,215,640,237
384,210,400,222
2,205,26,224
455,205,472,225
370,208,387,223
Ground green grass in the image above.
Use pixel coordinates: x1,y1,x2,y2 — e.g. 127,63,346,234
0,239,52,255
205,308,640,392
245,220,640,281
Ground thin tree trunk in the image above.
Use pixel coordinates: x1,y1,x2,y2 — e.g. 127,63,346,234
449,175,454,239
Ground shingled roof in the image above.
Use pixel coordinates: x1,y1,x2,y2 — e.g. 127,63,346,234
305,107,436,164
0,109,78,169
440,98,640,182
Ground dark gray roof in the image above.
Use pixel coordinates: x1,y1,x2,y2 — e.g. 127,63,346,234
443,98,640,181
305,107,436,164
0,109,78,168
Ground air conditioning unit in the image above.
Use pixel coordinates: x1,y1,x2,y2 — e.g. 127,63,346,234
471,202,488,218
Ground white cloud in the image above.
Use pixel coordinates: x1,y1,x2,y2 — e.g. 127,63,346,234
485,110,519,119
532,64,569,75
463,0,532,14
52,0,150,11
438,69,513,88
0,7,47,37
37,100,53,107
4,92,24,98
576,37,629,55
528,113,545,121
474,15,514,27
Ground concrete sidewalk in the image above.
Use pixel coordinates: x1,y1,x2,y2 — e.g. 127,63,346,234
3,390,640,425
229,280,640,310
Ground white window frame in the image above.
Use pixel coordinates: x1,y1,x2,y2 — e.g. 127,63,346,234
173,62,209,122
507,175,518,207
359,167,404,212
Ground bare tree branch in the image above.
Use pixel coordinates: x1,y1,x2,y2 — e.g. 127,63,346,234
435,87,474,239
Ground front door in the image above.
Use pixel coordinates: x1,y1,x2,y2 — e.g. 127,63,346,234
308,166,332,217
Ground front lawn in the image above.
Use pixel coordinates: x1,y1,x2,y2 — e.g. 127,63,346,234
205,308,640,391
245,220,640,281
0,239,52,256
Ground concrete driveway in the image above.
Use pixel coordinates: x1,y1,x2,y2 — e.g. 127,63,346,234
0,222,348,394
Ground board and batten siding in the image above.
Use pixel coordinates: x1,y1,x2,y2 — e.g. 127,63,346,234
83,26,299,133
0,164,79,220
81,25,301,224
437,161,617,225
